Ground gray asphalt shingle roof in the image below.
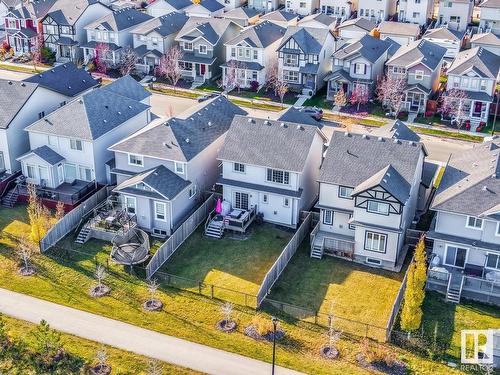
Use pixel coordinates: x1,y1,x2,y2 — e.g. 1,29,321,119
277,107,322,126
85,7,152,31
470,32,500,47
130,11,188,37
147,0,191,11
260,9,297,22
423,27,465,41
278,26,331,55
24,62,99,97
338,17,375,32
431,139,500,218
18,145,64,165
319,132,424,204
218,116,322,172
45,0,105,26
102,75,151,102
110,96,247,162
25,86,150,141
225,21,285,48
0,80,38,129
448,47,500,79
223,7,260,19
115,165,191,201
387,39,446,71
372,120,421,143
177,17,233,45
379,21,420,37
332,34,391,63
352,164,411,203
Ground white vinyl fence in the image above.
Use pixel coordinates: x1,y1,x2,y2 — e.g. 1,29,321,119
146,194,215,279
40,186,109,252
256,212,312,307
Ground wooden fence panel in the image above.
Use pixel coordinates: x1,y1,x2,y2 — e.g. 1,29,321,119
146,194,215,279
385,257,412,341
40,186,109,252
256,212,312,307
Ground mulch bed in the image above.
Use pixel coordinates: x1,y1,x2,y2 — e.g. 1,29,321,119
356,353,407,375
89,285,111,298
143,299,163,312
89,364,112,375
18,266,36,277
320,346,339,360
244,325,285,342
216,319,237,332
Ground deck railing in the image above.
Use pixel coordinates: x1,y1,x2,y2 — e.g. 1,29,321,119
225,206,257,231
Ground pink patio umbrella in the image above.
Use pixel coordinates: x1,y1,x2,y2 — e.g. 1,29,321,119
215,198,222,214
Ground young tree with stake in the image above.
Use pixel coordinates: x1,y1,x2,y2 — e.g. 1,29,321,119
376,74,406,118
350,83,369,112
119,46,137,76
438,88,469,130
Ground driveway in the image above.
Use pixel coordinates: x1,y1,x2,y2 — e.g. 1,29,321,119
0,288,303,375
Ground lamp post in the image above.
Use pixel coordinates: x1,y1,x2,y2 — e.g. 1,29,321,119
271,316,278,375
492,88,499,136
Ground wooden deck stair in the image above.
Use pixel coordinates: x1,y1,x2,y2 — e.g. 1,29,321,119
446,273,463,304
205,220,224,239
1,188,18,208
75,226,91,245
310,244,323,259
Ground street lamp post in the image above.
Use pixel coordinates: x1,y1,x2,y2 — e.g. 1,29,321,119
492,89,499,136
271,316,278,375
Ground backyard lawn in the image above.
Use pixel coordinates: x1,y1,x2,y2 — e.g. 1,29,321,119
0,206,463,375
269,242,406,341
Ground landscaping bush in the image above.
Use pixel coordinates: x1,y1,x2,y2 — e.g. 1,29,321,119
249,80,259,92
252,315,275,336
41,47,55,64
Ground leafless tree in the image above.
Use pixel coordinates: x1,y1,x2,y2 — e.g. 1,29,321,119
157,46,183,88
221,302,234,322
275,79,289,108
438,88,469,130
16,236,34,274
31,31,44,71
95,346,108,368
350,83,369,111
94,43,110,74
223,60,242,93
265,57,279,95
376,74,407,118
147,278,159,302
95,264,106,289
119,46,137,76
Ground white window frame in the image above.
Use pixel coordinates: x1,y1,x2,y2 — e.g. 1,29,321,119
189,185,197,199
233,162,245,173
323,210,333,225
128,153,143,167
124,195,137,215
154,201,167,221
266,168,290,185
465,216,483,230
283,197,290,207
496,222,500,237
199,44,207,54
64,163,77,181
175,162,185,174
26,164,36,179
355,63,365,75
70,139,83,151
367,200,389,215
262,194,268,204
444,244,468,269
79,166,93,182
338,186,353,199
364,231,387,253
485,253,500,270
414,70,424,80
184,42,193,51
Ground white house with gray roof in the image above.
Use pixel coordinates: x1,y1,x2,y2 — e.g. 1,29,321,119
324,34,392,100
470,32,500,56
423,27,465,61
397,0,434,26
284,0,319,16
386,39,446,114
479,0,500,36
319,0,353,19
146,0,192,17
336,18,376,40
358,0,396,23
81,7,153,67
446,47,500,128
258,9,298,26
222,7,261,27
378,21,420,46
130,12,189,74
437,0,473,32
426,139,500,306
107,96,247,237
277,26,337,95
313,128,427,271
17,76,151,205
217,116,327,229
184,0,225,18
222,21,285,89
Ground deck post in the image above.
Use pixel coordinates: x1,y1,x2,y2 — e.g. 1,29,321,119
198,281,202,294
210,284,214,299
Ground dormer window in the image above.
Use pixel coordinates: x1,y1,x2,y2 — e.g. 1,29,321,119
367,200,389,215
128,154,143,166
184,42,193,51
466,216,483,230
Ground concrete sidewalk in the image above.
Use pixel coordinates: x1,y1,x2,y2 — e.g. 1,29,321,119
0,288,303,375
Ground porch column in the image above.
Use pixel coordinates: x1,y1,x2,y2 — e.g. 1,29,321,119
484,102,491,121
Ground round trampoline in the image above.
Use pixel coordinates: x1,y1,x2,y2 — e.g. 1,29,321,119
110,228,150,265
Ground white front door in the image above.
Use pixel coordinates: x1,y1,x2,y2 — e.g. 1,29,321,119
57,164,64,185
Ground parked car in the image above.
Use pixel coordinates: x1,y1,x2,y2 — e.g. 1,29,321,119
302,106,323,121
198,93,219,102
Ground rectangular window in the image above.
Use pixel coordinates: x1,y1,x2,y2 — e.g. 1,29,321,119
480,80,487,90
0,151,4,171
70,139,83,151
234,192,249,210
175,162,184,174
199,44,207,54
367,201,389,215
299,1,306,7
125,196,136,214
266,168,290,185
497,222,500,236
26,164,35,179
364,231,386,253
338,186,353,199
415,70,424,80
283,54,298,67
323,210,333,225
486,254,500,270
128,154,143,166
154,201,166,221
231,47,235,57
282,70,299,83
79,167,93,182
355,63,365,75
348,214,355,230
64,163,77,180
233,163,245,173
184,42,193,51
283,197,290,207
189,185,197,198
253,50,258,60
444,245,467,268
466,216,483,229
262,194,268,204
366,258,382,265
38,111,45,119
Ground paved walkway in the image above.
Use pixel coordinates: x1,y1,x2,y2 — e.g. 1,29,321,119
0,288,303,375
293,95,309,107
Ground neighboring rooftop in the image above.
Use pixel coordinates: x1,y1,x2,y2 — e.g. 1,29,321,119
0,79,38,129
177,17,235,45
337,17,376,32
479,0,500,8
431,138,500,218
223,7,261,20
25,87,150,141
260,9,298,23
101,75,151,102
319,132,424,204
298,13,337,28
423,27,465,41
387,39,447,70
24,62,99,97
84,7,153,31
44,0,107,26
130,11,189,37
379,21,420,37
109,96,247,162
186,0,224,12
332,34,391,63
225,20,285,48
18,145,64,165
277,107,322,127
219,116,324,172
470,32,500,46
278,26,332,55
372,120,421,143
8,0,57,20
147,0,191,11
448,47,500,79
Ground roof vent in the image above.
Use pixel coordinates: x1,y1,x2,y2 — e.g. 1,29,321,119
51,69,55,73
264,120,271,125
344,132,350,136
63,64,67,68
21,82,25,87
208,121,212,126
296,125,303,130
247,118,253,123
362,134,368,139
105,105,109,109
103,119,107,123
82,79,86,83
117,111,121,115
185,138,190,143
409,141,415,146
281,122,287,128
7,81,12,85
393,138,399,143
128,105,132,109
79,99,83,104
68,86,72,90
378,137,384,142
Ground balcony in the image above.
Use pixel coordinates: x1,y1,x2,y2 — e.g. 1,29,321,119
311,225,355,260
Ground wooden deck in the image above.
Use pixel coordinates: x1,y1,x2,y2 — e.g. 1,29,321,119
312,230,355,258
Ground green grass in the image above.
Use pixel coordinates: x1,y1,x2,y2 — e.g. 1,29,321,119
0,63,46,74
409,126,484,142
164,225,292,297
2,315,198,374
269,243,405,341
148,86,200,99
479,118,500,135
0,206,464,374
230,98,283,112
303,92,330,110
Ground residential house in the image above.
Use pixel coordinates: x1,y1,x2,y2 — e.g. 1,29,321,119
17,77,151,208
397,0,434,26
358,0,397,23
222,7,261,27
215,0,247,11
130,12,189,74
319,0,354,19
3,0,56,56
107,96,247,236
470,32,500,56
446,47,500,127
0,0,20,18
146,0,192,17
386,39,446,114
277,26,337,95
101,74,152,105
426,139,500,306
298,13,337,30
217,116,327,228
324,34,392,100
184,0,225,18
378,21,420,46
41,0,113,62
479,0,500,36
437,0,473,32
222,21,285,89
81,7,153,67
176,17,242,84
259,9,298,26
247,0,278,12
284,0,320,17
312,129,426,271
0,65,98,196
277,106,324,126
336,18,376,40
423,27,465,61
